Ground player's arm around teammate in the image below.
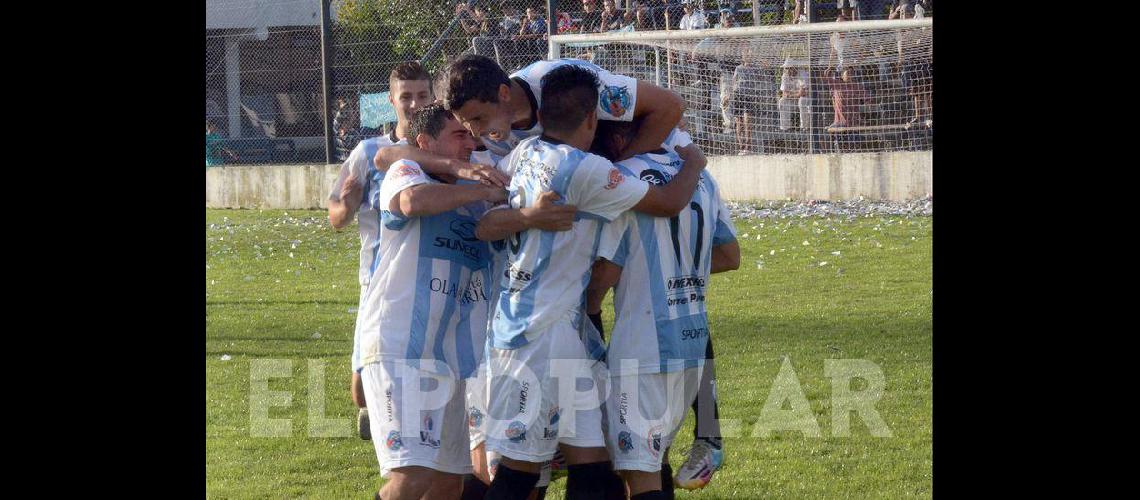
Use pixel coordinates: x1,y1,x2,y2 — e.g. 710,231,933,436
375,142,510,188
474,191,577,242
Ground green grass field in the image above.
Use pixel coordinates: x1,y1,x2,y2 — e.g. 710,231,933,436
206,208,932,499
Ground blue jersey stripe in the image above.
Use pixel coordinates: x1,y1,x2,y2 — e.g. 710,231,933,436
431,263,463,368
405,248,434,362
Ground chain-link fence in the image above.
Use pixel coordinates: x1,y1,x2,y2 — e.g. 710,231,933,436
205,0,931,166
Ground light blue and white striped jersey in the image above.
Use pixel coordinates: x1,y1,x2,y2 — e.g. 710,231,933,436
331,133,405,372
356,159,494,379
490,135,650,349
597,148,737,374
480,58,639,158
329,131,404,288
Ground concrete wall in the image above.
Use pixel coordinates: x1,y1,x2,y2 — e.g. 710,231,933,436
206,164,341,209
706,150,932,201
205,150,932,209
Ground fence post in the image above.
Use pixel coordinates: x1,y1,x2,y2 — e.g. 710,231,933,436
319,0,335,165
547,0,559,60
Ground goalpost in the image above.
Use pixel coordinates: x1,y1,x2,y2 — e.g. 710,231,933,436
549,18,933,156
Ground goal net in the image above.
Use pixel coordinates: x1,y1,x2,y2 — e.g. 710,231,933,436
549,18,933,156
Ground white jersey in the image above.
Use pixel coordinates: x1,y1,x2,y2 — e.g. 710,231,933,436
329,131,405,287
597,148,737,374
480,59,639,157
356,159,494,379
332,132,404,372
490,135,650,349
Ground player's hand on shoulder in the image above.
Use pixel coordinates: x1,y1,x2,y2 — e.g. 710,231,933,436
524,191,577,232
454,160,511,188
676,143,708,170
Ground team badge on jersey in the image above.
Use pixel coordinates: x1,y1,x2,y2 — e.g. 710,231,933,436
600,85,631,118
618,431,634,452
468,407,484,428
386,430,404,451
506,420,528,442
647,425,664,458
395,164,420,177
604,168,625,190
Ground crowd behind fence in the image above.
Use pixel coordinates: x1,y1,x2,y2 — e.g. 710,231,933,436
205,0,931,166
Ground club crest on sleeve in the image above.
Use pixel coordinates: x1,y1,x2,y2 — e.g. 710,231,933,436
604,168,625,190
600,85,631,118
395,164,420,177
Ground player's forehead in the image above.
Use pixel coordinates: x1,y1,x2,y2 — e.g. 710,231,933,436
452,98,501,120
439,115,470,136
392,79,431,95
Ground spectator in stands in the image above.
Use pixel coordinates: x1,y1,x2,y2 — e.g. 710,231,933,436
778,59,811,131
717,1,742,18
600,0,625,31
206,120,238,167
556,8,575,34
460,3,497,59
889,1,912,19
679,0,709,30
629,1,658,30
660,0,684,29
837,0,858,20
792,0,808,23
715,7,738,28
914,0,930,18
579,0,603,33
333,97,361,162
825,65,868,128
897,8,931,126
830,12,850,68
731,52,778,154
495,4,523,69
514,6,548,62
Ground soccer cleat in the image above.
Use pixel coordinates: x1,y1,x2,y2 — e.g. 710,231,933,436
673,438,724,490
358,408,371,441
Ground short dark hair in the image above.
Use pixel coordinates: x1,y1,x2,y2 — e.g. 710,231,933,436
408,102,454,146
389,61,431,88
442,54,511,111
590,119,638,161
539,65,600,135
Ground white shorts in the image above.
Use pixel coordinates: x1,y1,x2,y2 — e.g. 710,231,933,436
484,311,609,463
467,364,553,488
605,367,702,472
362,359,473,478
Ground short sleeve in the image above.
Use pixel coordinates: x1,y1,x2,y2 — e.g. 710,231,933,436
378,159,434,228
708,176,738,246
328,142,370,201
595,68,638,122
570,155,650,221
663,128,693,151
596,212,633,268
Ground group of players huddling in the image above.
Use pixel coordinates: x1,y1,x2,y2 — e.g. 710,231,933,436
328,54,740,500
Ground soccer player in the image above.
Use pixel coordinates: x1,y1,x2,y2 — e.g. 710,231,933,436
357,103,507,500
372,54,685,183
588,119,741,498
327,61,432,441
473,65,707,500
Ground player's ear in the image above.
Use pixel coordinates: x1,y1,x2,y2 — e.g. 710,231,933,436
498,83,511,103
415,133,432,150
